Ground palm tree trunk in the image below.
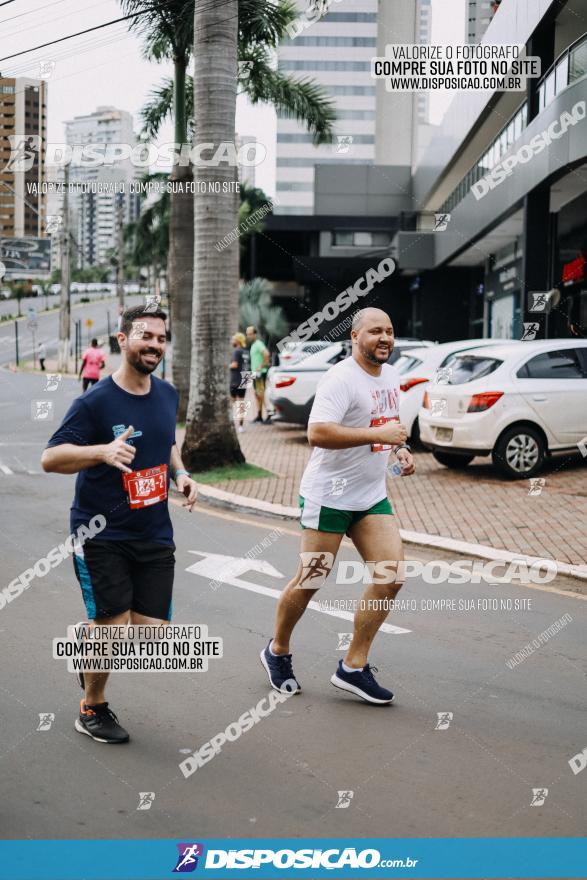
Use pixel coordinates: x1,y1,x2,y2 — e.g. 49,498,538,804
182,0,244,469
168,163,193,421
168,54,192,421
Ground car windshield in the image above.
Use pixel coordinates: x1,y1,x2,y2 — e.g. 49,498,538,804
395,355,424,374
447,355,503,384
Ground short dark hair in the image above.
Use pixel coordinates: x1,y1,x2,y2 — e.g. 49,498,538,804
120,305,167,336
91,337,98,346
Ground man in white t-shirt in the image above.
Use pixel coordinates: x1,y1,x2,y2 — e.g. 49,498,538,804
260,307,415,705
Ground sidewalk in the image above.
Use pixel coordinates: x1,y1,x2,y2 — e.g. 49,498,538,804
180,418,587,572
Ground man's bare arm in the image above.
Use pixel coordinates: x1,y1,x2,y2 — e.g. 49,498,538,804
41,443,107,474
308,420,407,450
41,425,136,475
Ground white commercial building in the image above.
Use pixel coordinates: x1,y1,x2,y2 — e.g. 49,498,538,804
63,106,140,267
275,0,378,214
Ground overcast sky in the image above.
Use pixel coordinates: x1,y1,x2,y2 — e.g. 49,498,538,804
1,0,466,197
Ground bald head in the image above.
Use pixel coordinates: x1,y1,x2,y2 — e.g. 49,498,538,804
351,307,394,368
352,307,392,332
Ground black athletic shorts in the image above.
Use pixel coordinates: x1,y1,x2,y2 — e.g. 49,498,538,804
72,539,175,620
230,386,246,399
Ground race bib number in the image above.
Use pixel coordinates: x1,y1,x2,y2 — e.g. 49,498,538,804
122,464,168,509
370,416,399,453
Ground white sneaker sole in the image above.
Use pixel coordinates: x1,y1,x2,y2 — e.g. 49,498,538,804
259,649,301,695
330,673,394,705
74,719,128,744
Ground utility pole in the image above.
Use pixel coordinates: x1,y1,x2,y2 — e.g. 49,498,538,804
116,195,125,312
57,166,70,372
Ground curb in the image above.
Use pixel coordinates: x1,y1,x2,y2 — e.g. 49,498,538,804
197,484,587,582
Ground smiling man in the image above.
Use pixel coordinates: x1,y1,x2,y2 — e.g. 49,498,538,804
261,307,415,705
41,305,198,744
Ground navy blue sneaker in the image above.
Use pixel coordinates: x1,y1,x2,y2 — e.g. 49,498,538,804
260,641,301,694
330,661,394,705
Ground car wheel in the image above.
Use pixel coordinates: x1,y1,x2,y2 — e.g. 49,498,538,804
410,417,421,446
432,451,474,469
492,426,545,479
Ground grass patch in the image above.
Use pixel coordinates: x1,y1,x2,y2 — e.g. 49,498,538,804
192,462,275,484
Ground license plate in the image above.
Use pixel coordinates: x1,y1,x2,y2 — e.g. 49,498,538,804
435,427,453,442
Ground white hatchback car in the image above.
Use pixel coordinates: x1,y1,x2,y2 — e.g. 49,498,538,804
419,339,587,479
397,338,518,442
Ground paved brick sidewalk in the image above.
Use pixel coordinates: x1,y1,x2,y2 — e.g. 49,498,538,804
185,420,587,568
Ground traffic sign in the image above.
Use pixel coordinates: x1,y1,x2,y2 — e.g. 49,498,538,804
85,318,93,328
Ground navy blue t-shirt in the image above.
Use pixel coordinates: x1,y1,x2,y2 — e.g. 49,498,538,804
47,376,178,544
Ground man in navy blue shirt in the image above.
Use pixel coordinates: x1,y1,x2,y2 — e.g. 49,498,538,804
42,305,198,744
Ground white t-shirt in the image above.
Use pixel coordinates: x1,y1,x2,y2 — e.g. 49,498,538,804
299,356,400,510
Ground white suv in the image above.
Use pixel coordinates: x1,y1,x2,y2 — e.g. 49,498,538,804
419,339,587,479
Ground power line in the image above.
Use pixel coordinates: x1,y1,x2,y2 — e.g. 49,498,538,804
0,7,162,63
0,0,68,27
0,0,17,8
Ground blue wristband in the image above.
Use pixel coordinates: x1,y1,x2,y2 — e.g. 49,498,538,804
174,468,190,482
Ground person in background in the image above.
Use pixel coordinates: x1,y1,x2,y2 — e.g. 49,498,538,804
230,332,250,433
38,341,47,371
79,338,106,392
246,325,270,423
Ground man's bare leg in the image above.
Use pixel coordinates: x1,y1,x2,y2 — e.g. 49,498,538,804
84,610,130,705
344,513,404,669
272,529,344,655
84,610,168,704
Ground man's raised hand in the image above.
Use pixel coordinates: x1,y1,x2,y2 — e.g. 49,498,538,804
101,424,136,473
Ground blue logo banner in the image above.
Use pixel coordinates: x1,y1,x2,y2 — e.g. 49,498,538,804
0,837,585,879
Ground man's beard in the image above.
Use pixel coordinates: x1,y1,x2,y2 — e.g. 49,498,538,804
127,348,162,375
358,341,391,365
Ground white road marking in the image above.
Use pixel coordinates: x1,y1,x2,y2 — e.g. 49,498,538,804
0,462,13,474
185,551,411,634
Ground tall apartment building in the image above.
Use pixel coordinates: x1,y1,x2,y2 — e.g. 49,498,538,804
416,0,432,124
0,75,47,238
64,106,140,266
275,0,378,214
467,0,501,43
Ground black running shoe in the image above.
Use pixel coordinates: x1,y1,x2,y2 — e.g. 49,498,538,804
260,640,301,694
75,700,130,743
330,661,394,705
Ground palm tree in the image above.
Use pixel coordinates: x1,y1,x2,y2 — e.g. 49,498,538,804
239,277,288,346
238,181,275,278
133,0,336,420
121,0,194,419
181,0,242,467
124,172,170,299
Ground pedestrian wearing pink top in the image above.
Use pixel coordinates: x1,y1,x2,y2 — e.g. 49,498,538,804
79,338,106,392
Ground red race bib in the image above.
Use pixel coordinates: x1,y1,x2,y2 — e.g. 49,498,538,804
122,464,168,509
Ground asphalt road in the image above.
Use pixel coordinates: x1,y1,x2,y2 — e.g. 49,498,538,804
0,295,143,366
1,370,586,842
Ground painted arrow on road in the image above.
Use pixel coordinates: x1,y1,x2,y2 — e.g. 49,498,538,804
185,551,410,634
